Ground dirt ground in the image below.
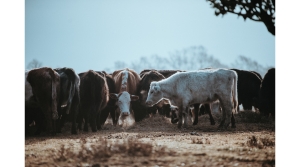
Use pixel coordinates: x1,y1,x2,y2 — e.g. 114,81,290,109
25,111,275,167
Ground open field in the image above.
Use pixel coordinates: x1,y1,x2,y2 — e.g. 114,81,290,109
25,111,275,167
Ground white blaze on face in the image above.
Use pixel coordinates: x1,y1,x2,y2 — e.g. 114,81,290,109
117,91,131,116
121,70,128,91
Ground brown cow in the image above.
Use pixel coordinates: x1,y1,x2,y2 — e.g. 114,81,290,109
109,68,140,125
77,70,109,132
26,67,60,134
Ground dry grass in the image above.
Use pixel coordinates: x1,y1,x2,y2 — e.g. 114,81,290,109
246,135,275,149
25,109,275,167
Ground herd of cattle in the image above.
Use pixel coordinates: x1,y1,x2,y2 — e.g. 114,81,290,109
25,67,275,135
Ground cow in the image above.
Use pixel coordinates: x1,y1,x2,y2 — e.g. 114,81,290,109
145,68,238,129
257,68,275,117
26,67,60,134
77,70,109,132
230,69,262,111
25,71,44,135
109,68,140,124
53,67,80,134
138,70,170,117
95,71,118,128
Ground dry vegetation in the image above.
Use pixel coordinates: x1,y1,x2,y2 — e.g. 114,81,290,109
25,110,275,167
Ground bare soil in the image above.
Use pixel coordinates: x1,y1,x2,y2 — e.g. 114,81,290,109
25,111,275,167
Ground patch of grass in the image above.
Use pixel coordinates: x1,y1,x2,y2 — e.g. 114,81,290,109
246,136,275,149
53,137,173,163
191,137,211,144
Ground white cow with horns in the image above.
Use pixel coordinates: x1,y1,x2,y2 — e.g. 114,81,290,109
145,68,238,129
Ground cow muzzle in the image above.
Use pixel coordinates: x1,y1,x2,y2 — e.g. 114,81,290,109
121,111,130,116
145,101,153,107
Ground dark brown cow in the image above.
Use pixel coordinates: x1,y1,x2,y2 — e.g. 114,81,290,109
138,70,173,119
54,67,80,134
26,67,60,134
95,71,118,127
77,70,109,132
109,68,140,124
257,68,275,117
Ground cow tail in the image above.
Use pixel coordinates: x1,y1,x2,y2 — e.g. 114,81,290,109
66,81,75,114
232,73,238,114
52,71,59,120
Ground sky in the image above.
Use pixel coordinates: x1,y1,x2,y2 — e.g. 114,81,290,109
25,0,275,73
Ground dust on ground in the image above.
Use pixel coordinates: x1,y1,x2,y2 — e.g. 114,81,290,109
25,111,275,167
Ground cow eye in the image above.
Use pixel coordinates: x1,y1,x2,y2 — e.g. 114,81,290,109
150,91,154,94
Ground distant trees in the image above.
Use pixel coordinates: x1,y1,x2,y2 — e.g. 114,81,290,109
26,59,42,70
111,46,271,76
207,0,275,35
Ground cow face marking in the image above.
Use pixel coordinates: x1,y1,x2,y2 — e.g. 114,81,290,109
111,91,139,117
145,83,163,106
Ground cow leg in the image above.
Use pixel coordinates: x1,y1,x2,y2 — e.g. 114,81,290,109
204,104,215,125
218,100,227,129
219,98,234,129
90,105,98,132
110,106,118,126
193,103,200,125
231,112,236,128
83,108,89,132
70,94,79,134
183,106,191,128
177,106,184,129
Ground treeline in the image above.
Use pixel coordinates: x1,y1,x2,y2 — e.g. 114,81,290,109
106,46,272,76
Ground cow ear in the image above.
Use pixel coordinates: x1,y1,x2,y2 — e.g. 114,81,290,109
109,93,118,100
130,95,139,101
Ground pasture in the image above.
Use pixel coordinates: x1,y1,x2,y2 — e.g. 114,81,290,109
25,111,275,167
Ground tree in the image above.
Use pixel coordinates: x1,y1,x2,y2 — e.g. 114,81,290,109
26,59,43,70
207,0,275,35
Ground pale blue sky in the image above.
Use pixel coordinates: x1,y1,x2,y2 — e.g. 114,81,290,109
25,0,275,73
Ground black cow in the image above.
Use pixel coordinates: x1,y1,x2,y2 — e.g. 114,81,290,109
77,70,109,132
257,68,275,117
138,70,168,117
230,69,262,111
54,67,80,134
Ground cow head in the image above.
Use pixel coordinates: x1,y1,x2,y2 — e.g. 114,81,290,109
170,105,179,124
145,82,163,107
109,91,139,117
